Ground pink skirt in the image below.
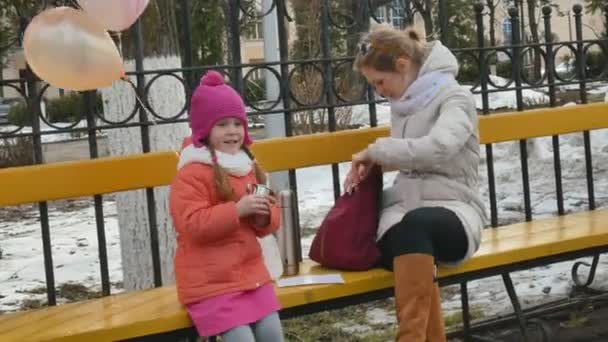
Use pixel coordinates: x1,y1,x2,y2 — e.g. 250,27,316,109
186,283,281,337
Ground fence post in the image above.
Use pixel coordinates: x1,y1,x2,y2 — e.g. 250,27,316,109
509,7,523,111
475,2,498,228
84,90,111,296
510,6,533,222
475,3,489,114
573,4,587,104
604,4,608,38
360,2,377,127
320,0,341,200
542,6,556,107
25,64,57,305
133,18,163,287
573,4,596,210
543,5,565,216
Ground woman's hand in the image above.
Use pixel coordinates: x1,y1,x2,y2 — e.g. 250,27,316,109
236,194,271,218
345,149,374,194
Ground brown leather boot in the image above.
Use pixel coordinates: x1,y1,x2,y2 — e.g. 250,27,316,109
393,253,435,342
426,281,446,342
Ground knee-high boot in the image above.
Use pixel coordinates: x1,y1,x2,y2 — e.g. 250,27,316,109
393,253,436,342
426,280,446,342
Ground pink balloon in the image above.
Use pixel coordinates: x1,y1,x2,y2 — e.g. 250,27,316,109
78,0,150,31
24,7,125,91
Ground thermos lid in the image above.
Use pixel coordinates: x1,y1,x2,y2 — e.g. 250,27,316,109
277,189,293,208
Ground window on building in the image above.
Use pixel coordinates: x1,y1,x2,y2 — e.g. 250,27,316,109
248,58,265,80
390,1,405,29
245,17,264,40
375,6,386,23
376,1,406,29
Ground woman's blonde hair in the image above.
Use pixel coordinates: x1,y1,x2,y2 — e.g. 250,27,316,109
354,24,425,72
209,146,267,201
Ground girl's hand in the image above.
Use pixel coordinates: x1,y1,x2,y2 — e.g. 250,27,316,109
250,195,276,228
251,214,270,228
236,194,271,218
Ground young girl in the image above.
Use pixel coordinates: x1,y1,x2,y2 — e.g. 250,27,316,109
345,24,486,341
169,71,284,342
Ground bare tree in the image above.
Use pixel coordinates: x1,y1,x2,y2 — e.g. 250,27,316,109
487,0,503,46
526,0,542,80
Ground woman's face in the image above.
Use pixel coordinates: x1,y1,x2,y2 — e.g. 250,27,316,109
360,57,418,100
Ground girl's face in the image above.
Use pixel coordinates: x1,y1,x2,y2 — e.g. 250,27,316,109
359,57,418,100
208,117,245,155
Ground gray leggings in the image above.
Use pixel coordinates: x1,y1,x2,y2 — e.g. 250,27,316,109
221,312,284,342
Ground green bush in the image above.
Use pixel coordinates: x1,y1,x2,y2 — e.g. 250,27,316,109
46,92,103,123
8,100,31,126
585,50,606,78
496,60,513,79
0,136,34,168
245,77,266,104
6,92,104,126
457,62,480,84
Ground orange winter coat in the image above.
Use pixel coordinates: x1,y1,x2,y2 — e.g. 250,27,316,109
169,160,281,305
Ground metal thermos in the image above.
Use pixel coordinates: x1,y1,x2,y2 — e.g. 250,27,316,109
277,189,300,276
248,183,272,196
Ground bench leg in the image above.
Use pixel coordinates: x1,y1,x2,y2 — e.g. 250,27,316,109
501,273,529,342
571,254,600,288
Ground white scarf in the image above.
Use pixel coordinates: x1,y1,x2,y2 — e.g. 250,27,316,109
390,71,456,117
177,144,253,176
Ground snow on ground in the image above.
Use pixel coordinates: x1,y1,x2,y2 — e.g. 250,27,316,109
465,75,550,110
0,201,123,311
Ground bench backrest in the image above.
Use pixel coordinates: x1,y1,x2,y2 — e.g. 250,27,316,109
1,102,607,207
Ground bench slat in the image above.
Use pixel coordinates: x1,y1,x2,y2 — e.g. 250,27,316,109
254,102,608,171
2,208,607,341
479,102,608,144
0,152,178,207
1,103,607,207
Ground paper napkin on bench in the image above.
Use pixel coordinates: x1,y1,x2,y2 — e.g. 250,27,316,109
276,274,345,287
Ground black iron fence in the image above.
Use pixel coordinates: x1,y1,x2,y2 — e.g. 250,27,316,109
0,0,607,309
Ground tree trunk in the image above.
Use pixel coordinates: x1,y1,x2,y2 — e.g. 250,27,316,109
412,0,434,38
103,0,189,291
488,0,497,46
348,0,370,56
527,0,542,80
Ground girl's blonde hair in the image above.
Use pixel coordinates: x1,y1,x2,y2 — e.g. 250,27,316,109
209,146,267,201
354,24,426,72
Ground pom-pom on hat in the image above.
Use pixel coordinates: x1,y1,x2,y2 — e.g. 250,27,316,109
189,71,252,148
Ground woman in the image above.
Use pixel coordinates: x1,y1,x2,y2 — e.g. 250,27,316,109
345,24,486,341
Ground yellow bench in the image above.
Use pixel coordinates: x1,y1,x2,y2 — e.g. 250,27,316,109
1,102,607,341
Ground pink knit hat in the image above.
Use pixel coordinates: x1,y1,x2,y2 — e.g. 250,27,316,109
189,71,252,148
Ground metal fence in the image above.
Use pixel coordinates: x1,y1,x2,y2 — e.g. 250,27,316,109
1,0,608,312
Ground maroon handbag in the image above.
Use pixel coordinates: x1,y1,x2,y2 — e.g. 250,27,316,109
308,165,382,271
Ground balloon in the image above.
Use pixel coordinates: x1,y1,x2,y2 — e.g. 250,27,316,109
78,0,150,32
23,7,124,91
